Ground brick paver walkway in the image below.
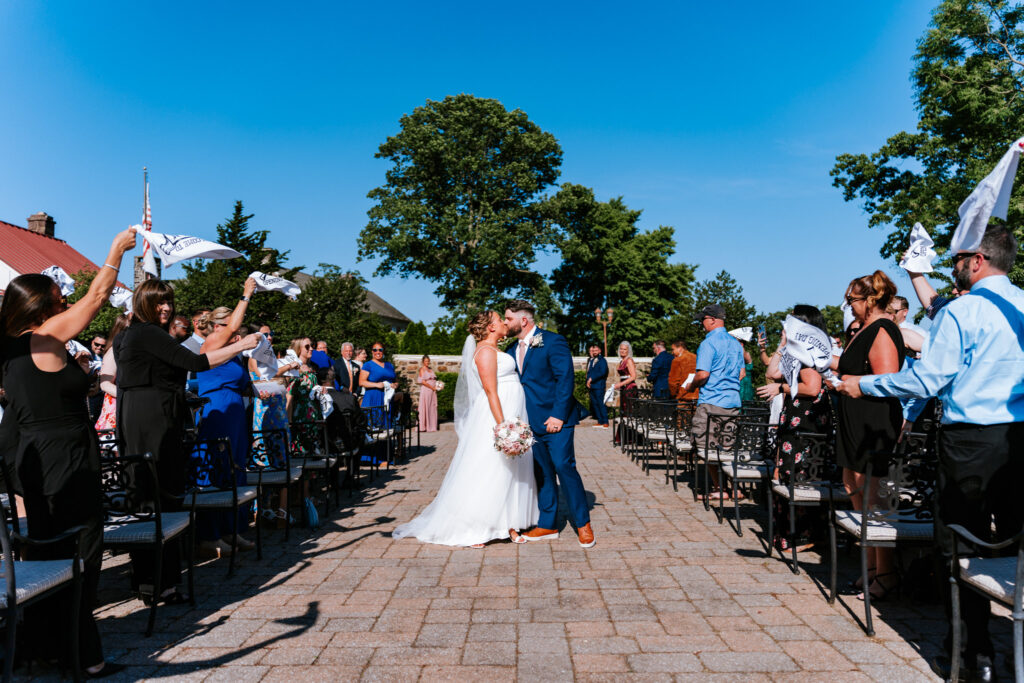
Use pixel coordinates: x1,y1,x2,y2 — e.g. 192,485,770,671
35,426,1017,680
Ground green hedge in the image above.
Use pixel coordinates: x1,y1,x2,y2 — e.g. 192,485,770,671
435,371,459,421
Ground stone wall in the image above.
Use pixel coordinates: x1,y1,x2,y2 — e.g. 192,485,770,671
394,354,653,412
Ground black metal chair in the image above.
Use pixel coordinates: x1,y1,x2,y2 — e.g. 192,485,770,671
290,420,336,517
766,431,848,573
100,451,196,637
187,437,260,574
694,412,741,508
947,522,1024,683
716,418,775,535
0,486,86,682
362,405,393,474
665,401,696,491
639,399,679,477
828,432,937,636
247,429,303,541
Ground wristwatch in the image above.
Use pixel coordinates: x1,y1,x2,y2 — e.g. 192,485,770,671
240,296,250,302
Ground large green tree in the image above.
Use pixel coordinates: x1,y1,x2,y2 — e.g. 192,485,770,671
400,321,429,354
660,270,757,352
69,269,125,344
547,184,694,352
175,201,300,325
359,94,563,321
831,0,1024,285
277,265,386,353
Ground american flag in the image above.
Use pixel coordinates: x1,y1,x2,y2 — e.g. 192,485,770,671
141,175,159,278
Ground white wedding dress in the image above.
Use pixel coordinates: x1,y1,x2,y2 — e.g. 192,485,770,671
393,337,539,546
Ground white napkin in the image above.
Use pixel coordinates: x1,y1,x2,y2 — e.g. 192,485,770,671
778,315,833,398
311,385,333,418
249,271,301,300
841,302,855,332
384,384,396,405
681,372,695,389
899,223,937,273
108,285,133,312
728,327,752,342
243,333,279,379
138,230,242,267
41,265,75,296
282,349,301,377
950,136,1024,254
603,387,616,405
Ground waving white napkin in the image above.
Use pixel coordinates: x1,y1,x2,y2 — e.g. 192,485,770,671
841,302,855,332
899,223,937,273
108,286,133,312
728,327,752,342
950,136,1024,254
243,333,279,379
41,266,75,296
138,230,242,267
778,315,833,399
311,385,334,418
249,271,301,300
282,349,301,377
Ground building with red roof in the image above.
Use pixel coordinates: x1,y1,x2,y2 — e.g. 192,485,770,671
0,212,103,292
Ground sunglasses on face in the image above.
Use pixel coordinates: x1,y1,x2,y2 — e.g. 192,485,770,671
953,252,989,267
303,344,312,350
372,348,384,353
845,295,866,305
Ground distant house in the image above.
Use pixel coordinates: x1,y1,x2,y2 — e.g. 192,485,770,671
292,271,411,332
0,213,104,291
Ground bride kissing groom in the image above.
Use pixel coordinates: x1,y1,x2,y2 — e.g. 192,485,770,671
393,299,595,549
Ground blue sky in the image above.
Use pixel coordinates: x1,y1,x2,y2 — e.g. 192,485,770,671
0,2,943,327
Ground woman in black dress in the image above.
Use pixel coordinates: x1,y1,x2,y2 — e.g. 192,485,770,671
0,228,136,677
836,271,904,600
114,279,259,604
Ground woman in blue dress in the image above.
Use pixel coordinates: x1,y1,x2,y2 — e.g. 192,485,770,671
194,309,258,557
359,341,397,448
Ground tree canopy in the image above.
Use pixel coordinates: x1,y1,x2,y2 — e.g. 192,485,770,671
547,184,694,351
831,0,1024,285
359,94,563,321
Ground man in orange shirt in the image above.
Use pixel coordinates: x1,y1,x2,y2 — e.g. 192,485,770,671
667,340,698,401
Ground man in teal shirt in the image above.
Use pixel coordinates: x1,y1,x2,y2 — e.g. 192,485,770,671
690,304,745,500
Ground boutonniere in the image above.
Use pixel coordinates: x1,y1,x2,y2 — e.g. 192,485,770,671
529,333,544,348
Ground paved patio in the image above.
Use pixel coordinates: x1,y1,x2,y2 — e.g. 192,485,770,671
26,425,1018,681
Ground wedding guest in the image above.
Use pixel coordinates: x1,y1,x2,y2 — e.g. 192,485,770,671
360,342,397,413
287,337,320,456
310,340,332,372
170,315,190,342
353,347,367,400
841,227,1023,681
86,334,107,420
668,340,698,401
94,314,131,436
417,355,439,432
690,304,744,501
182,309,210,353
115,280,258,605
835,270,904,601
0,228,135,677
333,342,357,393
756,305,833,551
648,340,673,399
614,341,637,402
585,344,609,429
739,346,755,403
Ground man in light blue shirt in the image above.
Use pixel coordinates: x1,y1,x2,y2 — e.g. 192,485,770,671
690,304,745,500
839,226,1023,678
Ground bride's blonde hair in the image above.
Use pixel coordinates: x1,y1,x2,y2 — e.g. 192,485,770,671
468,310,497,341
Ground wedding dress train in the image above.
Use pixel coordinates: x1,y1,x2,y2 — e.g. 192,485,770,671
393,339,539,546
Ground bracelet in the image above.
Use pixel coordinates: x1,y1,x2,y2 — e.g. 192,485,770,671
103,263,119,271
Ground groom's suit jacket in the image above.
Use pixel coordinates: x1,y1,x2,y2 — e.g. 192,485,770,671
509,329,587,433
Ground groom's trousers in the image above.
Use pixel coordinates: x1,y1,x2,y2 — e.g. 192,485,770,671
532,427,590,530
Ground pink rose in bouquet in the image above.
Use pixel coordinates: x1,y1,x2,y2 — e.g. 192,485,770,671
493,417,534,458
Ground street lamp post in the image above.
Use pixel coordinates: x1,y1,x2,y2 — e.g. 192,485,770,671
594,307,614,357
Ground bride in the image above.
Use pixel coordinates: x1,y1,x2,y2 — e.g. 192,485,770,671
393,310,539,547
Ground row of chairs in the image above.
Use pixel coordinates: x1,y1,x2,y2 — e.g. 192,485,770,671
0,396,419,681
612,394,1023,678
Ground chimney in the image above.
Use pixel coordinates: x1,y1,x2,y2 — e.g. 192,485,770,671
27,212,55,237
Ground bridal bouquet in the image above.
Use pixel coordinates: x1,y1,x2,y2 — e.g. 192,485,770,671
435,380,445,390
493,417,533,458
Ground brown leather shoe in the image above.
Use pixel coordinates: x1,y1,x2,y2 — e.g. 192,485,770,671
523,527,558,541
577,523,596,548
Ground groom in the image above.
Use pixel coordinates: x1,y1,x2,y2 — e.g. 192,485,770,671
504,300,595,548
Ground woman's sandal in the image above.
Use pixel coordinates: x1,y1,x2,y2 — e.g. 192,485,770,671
469,543,486,549
509,529,526,544
858,572,899,602
141,588,191,606
843,567,877,594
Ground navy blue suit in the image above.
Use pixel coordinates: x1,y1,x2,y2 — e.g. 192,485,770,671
509,329,590,530
649,350,674,399
586,356,609,426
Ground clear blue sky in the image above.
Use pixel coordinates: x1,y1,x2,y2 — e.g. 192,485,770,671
0,2,943,327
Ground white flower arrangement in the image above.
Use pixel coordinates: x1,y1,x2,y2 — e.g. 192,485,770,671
493,417,534,458
528,333,544,349
435,380,445,390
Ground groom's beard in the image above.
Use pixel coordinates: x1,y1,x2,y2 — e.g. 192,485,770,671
505,321,521,337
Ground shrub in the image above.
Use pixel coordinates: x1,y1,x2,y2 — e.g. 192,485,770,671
435,371,459,421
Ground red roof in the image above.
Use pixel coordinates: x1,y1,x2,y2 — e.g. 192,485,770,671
0,218,101,278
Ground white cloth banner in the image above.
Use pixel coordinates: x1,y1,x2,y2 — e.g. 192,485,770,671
138,230,242,267
899,222,937,273
778,315,833,399
249,271,301,300
109,286,133,312
950,136,1024,254
41,266,75,296
243,333,279,379
728,327,752,342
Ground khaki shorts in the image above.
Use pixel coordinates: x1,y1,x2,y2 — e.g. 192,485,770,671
691,403,740,449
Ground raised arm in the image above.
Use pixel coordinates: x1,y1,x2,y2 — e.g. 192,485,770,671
36,229,136,343
200,278,257,353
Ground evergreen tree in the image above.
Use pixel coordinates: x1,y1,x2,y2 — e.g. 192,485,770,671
277,265,385,353
427,325,451,355
400,321,429,354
